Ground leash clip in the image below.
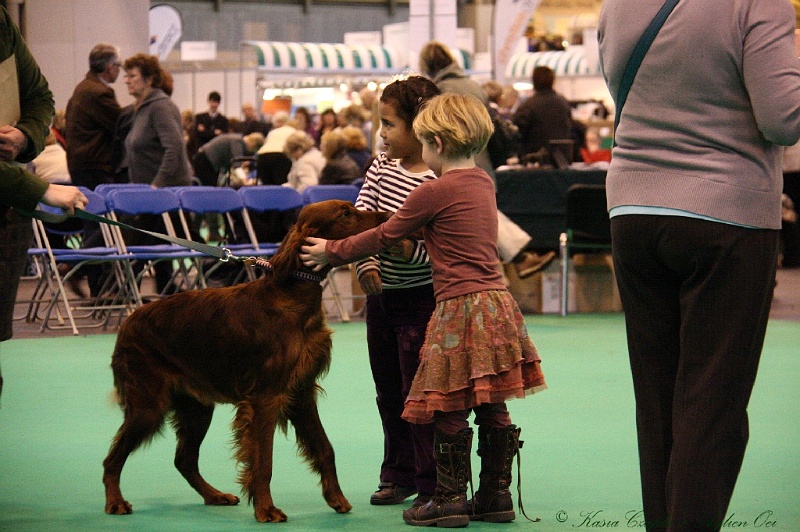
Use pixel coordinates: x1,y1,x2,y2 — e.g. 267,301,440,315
220,247,233,262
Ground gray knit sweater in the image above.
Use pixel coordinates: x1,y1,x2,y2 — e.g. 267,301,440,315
598,0,800,229
125,89,192,187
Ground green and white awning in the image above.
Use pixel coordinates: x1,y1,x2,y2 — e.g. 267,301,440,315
505,46,600,82
242,40,402,75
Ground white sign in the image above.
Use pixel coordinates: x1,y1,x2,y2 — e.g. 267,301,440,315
344,32,382,46
181,41,217,61
149,4,183,60
493,0,541,83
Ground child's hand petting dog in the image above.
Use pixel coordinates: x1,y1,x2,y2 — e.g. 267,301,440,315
300,237,329,271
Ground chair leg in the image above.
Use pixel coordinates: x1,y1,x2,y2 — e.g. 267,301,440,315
559,233,569,317
41,258,80,335
323,268,350,322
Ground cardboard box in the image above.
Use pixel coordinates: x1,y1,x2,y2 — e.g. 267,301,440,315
504,263,543,313
505,253,622,314
571,254,622,313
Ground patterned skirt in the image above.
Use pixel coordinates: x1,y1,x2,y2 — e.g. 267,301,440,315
402,289,547,424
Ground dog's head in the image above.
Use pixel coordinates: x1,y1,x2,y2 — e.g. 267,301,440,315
270,200,390,281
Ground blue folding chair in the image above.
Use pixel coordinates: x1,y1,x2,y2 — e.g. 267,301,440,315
301,184,359,205
105,188,209,295
174,186,260,284
94,182,152,197
27,188,142,335
299,184,366,321
237,186,303,253
174,186,249,248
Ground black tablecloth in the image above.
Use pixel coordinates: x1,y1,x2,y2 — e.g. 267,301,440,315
495,168,607,249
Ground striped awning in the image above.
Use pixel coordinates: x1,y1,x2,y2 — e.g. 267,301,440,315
242,40,403,75
505,46,601,82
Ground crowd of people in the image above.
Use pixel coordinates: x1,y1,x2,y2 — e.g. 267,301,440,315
31,40,614,212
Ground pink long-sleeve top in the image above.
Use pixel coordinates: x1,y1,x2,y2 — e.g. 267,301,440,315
326,167,506,302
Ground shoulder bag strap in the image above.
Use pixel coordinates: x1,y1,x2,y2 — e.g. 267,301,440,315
614,0,681,144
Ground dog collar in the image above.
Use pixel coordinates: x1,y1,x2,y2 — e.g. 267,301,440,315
247,257,323,284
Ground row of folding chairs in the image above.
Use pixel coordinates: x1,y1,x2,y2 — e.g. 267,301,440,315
24,187,144,335
23,184,306,334
22,183,363,334
175,183,364,321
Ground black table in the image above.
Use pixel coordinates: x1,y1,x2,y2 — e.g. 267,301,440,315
495,167,607,249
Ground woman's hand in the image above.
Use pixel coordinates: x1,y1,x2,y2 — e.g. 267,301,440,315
300,237,330,271
41,184,88,215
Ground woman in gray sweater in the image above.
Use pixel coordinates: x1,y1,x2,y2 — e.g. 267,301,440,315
119,54,192,293
122,54,191,187
599,1,800,529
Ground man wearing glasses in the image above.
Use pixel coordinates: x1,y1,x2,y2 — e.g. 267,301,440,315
65,43,122,190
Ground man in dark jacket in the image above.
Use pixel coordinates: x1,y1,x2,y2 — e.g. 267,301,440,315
512,66,573,160
65,43,122,190
194,91,229,147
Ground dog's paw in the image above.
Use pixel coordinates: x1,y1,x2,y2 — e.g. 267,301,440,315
105,499,133,515
204,492,240,506
255,505,288,523
328,495,352,514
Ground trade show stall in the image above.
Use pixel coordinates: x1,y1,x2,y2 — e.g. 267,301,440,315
239,40,477,113
241,40,404,89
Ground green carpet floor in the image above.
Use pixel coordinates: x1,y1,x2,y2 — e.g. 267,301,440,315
0,314,798,531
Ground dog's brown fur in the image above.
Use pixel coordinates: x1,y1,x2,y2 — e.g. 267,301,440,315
102,200,388,523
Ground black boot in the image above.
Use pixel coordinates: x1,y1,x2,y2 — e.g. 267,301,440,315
402,428,472,528
468,425,521,522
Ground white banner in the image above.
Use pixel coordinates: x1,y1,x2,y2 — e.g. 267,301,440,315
492,0,541,83
149,4,183,61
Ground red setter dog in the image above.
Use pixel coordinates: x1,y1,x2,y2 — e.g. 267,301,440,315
103,199,388,523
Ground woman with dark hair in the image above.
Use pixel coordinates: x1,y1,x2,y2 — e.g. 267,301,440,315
314,108,337,146
418,41,556,278
120,54,192,294
122,53,191,187
293,106,316,139
418,41,486,103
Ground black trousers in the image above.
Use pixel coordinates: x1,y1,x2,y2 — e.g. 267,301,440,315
611,215,778,531
366,284,436,496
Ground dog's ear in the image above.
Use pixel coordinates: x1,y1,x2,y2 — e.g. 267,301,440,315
270,222,306,280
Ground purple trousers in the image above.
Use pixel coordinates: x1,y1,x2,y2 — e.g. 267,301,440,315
366,284,436,496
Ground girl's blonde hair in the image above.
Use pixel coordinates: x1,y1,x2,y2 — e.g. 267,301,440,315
413,93,493,159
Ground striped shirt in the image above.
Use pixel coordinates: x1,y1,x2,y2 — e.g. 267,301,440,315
354,152,434,289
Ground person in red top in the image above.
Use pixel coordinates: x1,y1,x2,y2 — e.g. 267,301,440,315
302,93,546,527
